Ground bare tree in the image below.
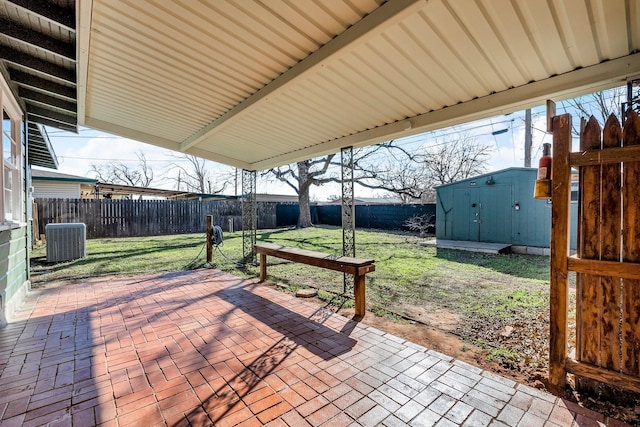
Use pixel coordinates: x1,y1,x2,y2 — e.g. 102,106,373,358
403,214,436,237
359,135,492,201
263,145,392,228
166,154,227,194
265,156,336,228
264,135,491,228
356,143,430,203
422,134,492,185
560,85,626,134
90,151,154,187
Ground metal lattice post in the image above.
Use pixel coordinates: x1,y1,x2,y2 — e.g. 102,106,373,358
241,169,257,264
624,77,640,122
341,147,355,293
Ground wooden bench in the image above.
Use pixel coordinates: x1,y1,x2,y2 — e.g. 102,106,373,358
253,243,375,316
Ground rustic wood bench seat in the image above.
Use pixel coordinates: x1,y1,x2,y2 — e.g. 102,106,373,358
253,242,375,316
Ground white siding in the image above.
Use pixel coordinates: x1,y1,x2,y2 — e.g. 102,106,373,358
33,181,81,199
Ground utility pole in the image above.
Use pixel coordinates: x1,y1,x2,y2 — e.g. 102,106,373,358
524,108,532,167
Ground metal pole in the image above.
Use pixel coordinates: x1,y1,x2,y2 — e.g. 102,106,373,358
524,108,532,167
341,147,355,293
241,169,257,264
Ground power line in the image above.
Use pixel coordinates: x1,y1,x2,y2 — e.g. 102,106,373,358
57,155,194,162
48,136,137,139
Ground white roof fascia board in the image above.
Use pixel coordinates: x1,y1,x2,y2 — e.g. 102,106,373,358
84,117,254,170
76,0,93,127
185,146,254,171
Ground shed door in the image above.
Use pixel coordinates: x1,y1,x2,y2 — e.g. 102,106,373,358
452,188,480,241
478,185,512,243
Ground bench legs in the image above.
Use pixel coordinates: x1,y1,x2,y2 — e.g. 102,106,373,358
258,251,366,316
354,274,366,316
259,254,267,281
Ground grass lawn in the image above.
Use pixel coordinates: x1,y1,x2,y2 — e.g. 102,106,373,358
30,226,554,370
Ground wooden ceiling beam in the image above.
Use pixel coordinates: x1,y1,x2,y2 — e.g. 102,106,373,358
20,87,76,113
27,114,76,132
0,17,75,60
5,0,75,31
10,69,76,101
27,104,76,124
0,46,75,84
27,105,76,132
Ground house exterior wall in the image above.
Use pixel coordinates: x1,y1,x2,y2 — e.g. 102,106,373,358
0,227,28,325
436,168,577,250
0,74,30,326
33,181,81,199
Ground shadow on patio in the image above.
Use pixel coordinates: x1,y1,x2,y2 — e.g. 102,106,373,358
0,269,628,426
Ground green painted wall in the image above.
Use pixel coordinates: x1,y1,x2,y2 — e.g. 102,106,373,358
0,226,28,325
436,168,577,249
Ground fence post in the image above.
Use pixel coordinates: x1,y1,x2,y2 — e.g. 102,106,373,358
549,113,572,388
206,215,213,264
32,202,39,245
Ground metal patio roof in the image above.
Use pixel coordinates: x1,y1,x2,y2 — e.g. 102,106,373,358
3,1,640,171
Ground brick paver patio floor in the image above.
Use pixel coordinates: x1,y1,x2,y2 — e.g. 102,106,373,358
0,270,629,426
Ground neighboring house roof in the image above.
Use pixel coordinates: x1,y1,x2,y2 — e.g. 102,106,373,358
32,169,96,184
32,174,299,201
255,194,298,203
95,182,212,200
27,123,58,169
94,185,299,202
322,197,403,205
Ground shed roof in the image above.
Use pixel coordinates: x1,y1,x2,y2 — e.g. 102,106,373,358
434,167,536,189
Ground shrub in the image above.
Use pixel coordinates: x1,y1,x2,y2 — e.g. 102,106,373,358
403,214,435,237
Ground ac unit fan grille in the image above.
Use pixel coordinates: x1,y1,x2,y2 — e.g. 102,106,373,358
45,223,86,262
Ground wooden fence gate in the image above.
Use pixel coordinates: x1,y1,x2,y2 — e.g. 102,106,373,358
550,110,640,393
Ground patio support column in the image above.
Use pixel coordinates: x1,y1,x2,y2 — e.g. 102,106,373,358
341,146,355,293
242,169,257,265
625,76,640,121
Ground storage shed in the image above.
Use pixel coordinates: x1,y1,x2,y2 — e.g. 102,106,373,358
435,168,577,251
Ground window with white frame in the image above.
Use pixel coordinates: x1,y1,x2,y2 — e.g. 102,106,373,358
2,107,22,223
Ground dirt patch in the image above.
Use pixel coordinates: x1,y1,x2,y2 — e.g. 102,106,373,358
394,304,461,332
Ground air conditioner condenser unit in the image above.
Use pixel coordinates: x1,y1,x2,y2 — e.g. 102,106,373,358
45,223,87,262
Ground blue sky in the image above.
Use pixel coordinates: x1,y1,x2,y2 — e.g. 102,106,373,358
40,105,552,201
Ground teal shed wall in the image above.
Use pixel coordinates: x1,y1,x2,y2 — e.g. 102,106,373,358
436,168,577,249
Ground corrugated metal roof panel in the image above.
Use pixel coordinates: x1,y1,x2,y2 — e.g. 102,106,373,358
75,0,640,170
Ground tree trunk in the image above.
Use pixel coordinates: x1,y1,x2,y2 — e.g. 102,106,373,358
297,187,312,228
297,161,313,228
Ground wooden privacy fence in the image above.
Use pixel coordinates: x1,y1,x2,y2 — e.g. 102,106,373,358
550,110,640,393
34,198,284,239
